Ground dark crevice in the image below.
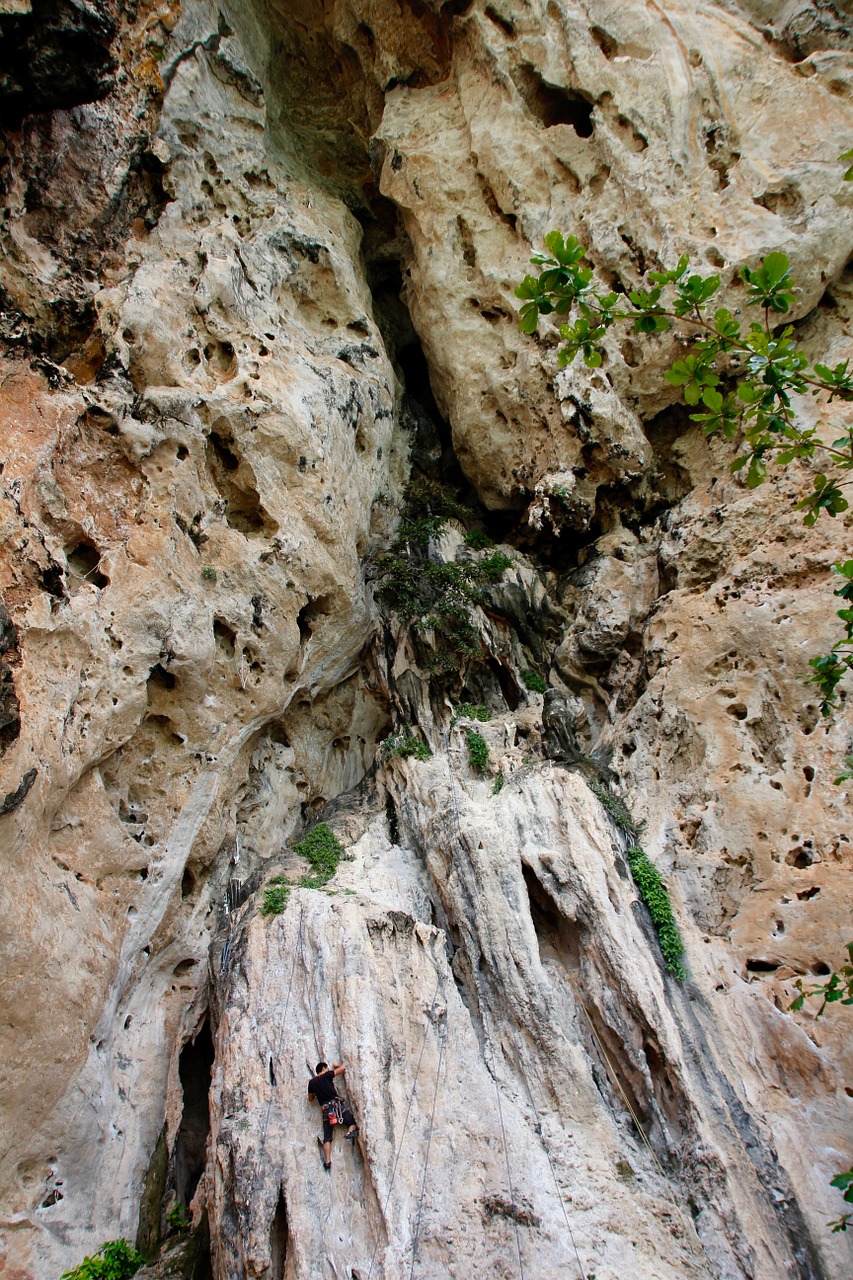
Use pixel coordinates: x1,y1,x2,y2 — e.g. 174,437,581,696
173,1019,214,1208
511,65,594,135
269,1188,289,1280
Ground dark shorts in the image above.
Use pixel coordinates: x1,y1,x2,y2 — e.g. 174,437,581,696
322,1106,355,1143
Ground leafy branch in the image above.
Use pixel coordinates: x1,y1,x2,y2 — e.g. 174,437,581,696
516,233,853,714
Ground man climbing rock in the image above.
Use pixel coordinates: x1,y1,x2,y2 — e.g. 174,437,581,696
307,1060,359,1170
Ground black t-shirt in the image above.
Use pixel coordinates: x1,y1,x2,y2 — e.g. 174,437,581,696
309,1069,338,1105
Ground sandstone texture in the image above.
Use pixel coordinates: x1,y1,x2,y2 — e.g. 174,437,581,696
0,2,851,1280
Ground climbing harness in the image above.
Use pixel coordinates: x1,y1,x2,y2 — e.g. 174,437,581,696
442,735,587,1280
322,1099,345,1128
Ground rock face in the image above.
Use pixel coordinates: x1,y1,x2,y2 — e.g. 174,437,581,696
0,2,851,1280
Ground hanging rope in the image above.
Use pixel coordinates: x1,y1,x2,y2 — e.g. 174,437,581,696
409,1020,446,1279
297,909,322,1065
366,972,444,1280
242,905,305,1275
442,735,525,1280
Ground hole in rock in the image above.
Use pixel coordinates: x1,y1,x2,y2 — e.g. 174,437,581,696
812,961,831,976
787,845,816,869
522,863,580,970
65,541,109,588
173,1019,214,1207
214,618,237,658
746,958,780,973
269,1188,289,1280
148,663,176,692
796,886,820,901
513,65,594,134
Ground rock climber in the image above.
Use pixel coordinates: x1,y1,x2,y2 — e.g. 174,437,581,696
307,1060,359,1170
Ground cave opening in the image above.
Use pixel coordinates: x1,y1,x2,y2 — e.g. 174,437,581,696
521,863,581,971
173,1018,215,1208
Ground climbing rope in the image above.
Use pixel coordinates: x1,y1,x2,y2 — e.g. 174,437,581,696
241,905,305,1274
366,971,445,1280
409,1020,446,1279
297,910,322,1064
443,735,594,1280
442,734,526,1280
579,1003,674,1190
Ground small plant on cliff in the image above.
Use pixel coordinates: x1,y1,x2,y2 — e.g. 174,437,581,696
492,771,505,795
521,668,547,694
166,1203,191,1232
516,234,853,715
260,874,290,917
61,1241,144,1280
452,702,489,724
464,528,493,549
293,823,344,888
466,729,490,773
373,481,513,672
382,726,432,761
587,778,642,838
201,566,217,583
625,846,686,979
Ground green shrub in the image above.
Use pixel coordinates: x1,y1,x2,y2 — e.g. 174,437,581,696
201,566,217,583
466,730,490,772
382,727,432,761
464,529,493,549
61,1241,144,1280
453,703,489,724
492,771,504,795
293,823,344,887
373,482,511,671
166,1204,191,1232
261,874,290,917
625,847,686,979
587,779,642,838
521,668,547,694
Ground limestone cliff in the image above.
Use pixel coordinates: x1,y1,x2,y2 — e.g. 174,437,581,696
0,2,851,1279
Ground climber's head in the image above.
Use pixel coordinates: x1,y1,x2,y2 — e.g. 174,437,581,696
315,1061,328,1074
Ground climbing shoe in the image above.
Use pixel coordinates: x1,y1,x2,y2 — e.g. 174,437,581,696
345,1127,359,1143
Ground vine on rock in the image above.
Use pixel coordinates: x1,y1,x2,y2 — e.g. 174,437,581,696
516,233,853,715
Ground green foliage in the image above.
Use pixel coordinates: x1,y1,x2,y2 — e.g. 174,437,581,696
834,754,853,785
829,1167,853,1232
201,566,217,583
808,559,853,714
293,823,344,887
466,729,490,772
516,233,853,723
840,147,853,182
521,668,547,694
587,778,643,838
61,1241,144,1280
790,942,853,1017
625,847,686,979
492,771,504,795
166,1204,191,1232
452,702,489,724
464,528,493,549
374,481,512,671
382,726,432,761
261,874,290,917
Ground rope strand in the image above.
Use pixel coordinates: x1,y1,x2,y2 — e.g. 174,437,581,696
366,972,444,1280
409,1025,446,1279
